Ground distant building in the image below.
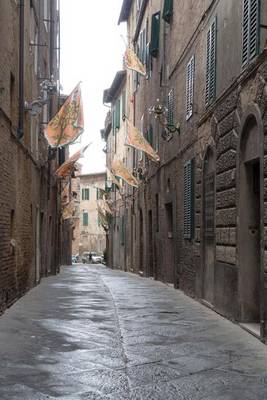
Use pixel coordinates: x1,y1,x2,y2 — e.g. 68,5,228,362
72,172,106,256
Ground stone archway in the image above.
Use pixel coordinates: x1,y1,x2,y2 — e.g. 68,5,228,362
238,105,264,332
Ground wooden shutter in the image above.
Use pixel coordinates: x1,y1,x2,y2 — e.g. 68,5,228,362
150,12,160,58
146,125,153,147
184,160,194,239
83,212,88,226
167,89,174,127
115,99,120,129
186,55,195,120
205,18,217,106
162,0,173,23
242,0,260,65
122,91,126,119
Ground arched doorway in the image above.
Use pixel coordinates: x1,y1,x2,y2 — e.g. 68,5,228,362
239,115,262,325
203,147,216,305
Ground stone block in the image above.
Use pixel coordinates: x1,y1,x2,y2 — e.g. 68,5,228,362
216,188,236,209
217,149,237,174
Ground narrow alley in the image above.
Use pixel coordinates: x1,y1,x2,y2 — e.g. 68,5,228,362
0,264,267,399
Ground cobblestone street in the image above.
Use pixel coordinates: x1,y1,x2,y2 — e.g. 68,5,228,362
0,265,267,399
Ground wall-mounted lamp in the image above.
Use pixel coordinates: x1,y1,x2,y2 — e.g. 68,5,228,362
148,99,180,141
24,77,58,116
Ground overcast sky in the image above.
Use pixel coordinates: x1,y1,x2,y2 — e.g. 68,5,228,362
60,0,126,173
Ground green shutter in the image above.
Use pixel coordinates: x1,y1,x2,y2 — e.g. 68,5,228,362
242,0,260,65
146,125,153,147
112,109,116,135
184,160,194,239
83,212,88,226
205,17,217,106
162,0,173,23
122,91,126,119
186,55,195,120
115,99,121,129
150,12,160,58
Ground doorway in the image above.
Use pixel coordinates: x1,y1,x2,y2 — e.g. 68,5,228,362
203,148,215,305
148,210,154,277
165,202,174,283
239,116,261,333
139,209,144,273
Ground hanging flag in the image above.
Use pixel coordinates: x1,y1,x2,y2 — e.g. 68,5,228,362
61,182,70,206
106,167,123,191
124,47,146,76
112,159,139,188
45,83,84,148
98,199,113,215
125,120,160,163
55,144,90,178
62,200,75,220
94,186,107,200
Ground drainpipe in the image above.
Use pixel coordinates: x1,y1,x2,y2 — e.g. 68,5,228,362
17,0,25,139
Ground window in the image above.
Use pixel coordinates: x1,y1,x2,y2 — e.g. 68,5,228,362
83,212,89,226
150,12,160,58
43,0,49,31
167,89,174,127
184,159,195,239
242,0,260,65
82,188,89,200
162,0,173,23
186,55,195,120
205,18,217,107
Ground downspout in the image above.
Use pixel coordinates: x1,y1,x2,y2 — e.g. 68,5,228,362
17,0,24,139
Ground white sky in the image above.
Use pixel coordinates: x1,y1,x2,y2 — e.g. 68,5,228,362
60,0,126,174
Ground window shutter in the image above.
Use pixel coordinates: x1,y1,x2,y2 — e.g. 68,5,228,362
146,124,153,147
162,0,173,23
82,189,84,200
122,91,126,119
167,89,174,127
150,12,160,58
184,160,194,239
83,212,88,226
115,99,121,130
146,42,152,78
242,0,260,65
205,18,217,107
186,55,195,120
112,109,116,135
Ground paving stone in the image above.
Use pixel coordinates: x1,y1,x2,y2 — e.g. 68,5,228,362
0,265,267,399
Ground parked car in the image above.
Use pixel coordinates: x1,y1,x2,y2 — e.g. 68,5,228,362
91,253,103,264
72,255,78,264
81,251,91,264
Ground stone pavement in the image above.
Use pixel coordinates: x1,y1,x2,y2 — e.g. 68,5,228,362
0,265,267,399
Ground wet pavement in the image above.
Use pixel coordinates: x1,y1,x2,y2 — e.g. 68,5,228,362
0,265,267,399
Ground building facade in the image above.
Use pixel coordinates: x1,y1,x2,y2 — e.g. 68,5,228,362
72,172,106,256
103,0,267,341
0,0,71,314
